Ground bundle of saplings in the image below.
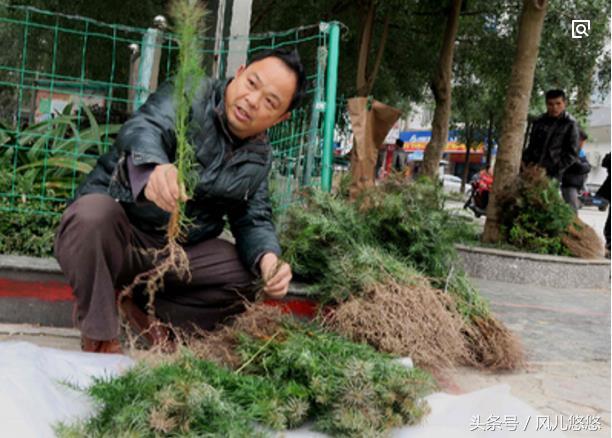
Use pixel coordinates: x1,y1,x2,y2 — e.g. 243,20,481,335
495,165,603,258
57,305,433,437
280,178,524,371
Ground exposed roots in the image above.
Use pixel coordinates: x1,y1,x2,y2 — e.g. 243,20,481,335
322,278,526,373
463,314,525,371
120,317,183,363
120,210,191,317
184,303,285,369
562,216,604,259
323,278,472,372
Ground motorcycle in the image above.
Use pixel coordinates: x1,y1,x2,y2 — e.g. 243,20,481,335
578,187,609,211
463,170,493,218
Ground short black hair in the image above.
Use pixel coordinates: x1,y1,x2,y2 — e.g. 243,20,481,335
247,47,307,112
545,89,566,101
578,128,588,141
395,138,404,147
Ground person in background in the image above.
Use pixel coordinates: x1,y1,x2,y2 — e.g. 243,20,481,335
561,129,591,212
522,89,579,180
596,152,610,256
392,138,408,173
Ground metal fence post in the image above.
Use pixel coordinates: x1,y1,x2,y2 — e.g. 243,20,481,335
133,17,166,111
303,39,327,186
321,21,340,193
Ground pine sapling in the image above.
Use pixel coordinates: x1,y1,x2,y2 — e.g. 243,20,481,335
120,0,206,316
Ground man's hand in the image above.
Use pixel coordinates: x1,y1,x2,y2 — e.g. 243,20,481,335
259,252,292,299
144,164,187,212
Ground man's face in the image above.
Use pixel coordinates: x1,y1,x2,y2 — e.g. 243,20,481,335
224,57,297,139
545,97,566,118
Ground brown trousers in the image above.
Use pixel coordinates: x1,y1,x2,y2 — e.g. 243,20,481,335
54,194,255,341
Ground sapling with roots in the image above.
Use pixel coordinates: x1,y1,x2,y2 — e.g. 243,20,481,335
120,0,206,315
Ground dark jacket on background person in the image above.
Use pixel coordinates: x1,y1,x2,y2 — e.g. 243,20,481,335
561,154,591,189
596,153,611,202
74,78,281,273
523,111,580,179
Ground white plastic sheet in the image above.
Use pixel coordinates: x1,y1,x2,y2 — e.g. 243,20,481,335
0,342,565,438
0,341,133,438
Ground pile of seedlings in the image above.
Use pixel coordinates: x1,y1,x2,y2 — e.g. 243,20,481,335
57,0,444,435
495,165,603,258
56,306,434,437
280,178,524,371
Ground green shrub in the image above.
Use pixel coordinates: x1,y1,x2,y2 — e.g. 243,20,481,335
0,209,60,257
496,166,573,256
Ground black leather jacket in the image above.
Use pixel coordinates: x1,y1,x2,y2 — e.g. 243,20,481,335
523,111,579,179
74,78,281,273
561,155,591,189
596,153,611,202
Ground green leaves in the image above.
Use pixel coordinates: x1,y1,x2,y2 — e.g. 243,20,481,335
0,209,59,257
1,102,120,201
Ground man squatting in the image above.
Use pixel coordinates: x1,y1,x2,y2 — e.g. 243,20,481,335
55,48,306,353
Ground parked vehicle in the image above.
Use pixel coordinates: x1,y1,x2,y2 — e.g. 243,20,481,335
440,174,464,193
463,169,494,217
579,183,609,211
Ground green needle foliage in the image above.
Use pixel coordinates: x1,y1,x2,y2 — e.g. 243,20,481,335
170,0,205,222
56,316,433,437
496,166,574,256
280,179,524,371
56,355,268,437
235,320,433,436
281,178,488,318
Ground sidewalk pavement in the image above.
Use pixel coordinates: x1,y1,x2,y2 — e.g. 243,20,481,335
449,278,610,438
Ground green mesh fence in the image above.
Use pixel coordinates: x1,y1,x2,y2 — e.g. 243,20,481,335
0,4,339,218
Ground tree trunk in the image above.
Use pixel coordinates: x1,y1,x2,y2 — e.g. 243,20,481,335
356,0,390,97
482,0,548,243
356,0,376,96
460,124,472,193
485,111,494,167
421,0,462,179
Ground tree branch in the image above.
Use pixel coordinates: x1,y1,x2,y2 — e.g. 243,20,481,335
366,12,390,95
356,0,376,96
533,0,547,11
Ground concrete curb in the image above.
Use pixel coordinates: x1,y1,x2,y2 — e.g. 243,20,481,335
0,254,62,274
0,254,312,327
456,244,611,289
3,247,609,328
0,323,80,338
